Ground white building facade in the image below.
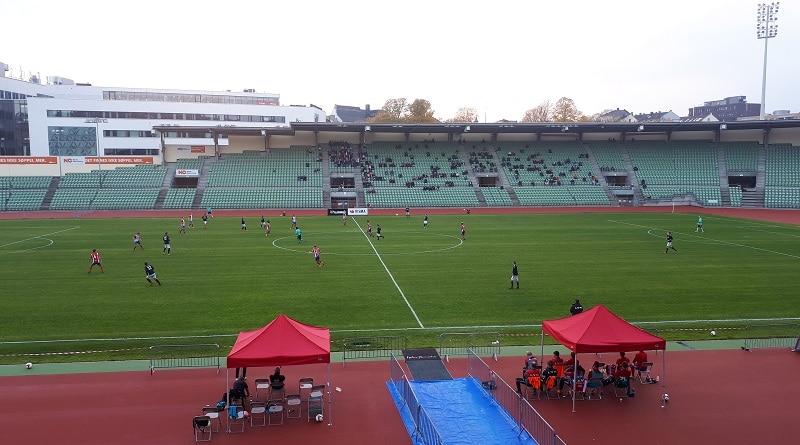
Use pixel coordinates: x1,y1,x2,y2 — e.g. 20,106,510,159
0,74,325,175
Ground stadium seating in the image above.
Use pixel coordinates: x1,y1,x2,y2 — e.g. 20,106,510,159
163,188,197,209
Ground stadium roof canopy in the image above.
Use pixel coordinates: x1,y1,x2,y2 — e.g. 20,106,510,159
153,119,800,138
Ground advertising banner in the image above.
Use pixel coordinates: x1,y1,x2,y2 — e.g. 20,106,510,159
347,208,369,216
85,157,154,165
175,169,200,177
0,156,57,164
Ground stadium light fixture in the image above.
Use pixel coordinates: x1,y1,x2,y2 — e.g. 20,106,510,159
720,123,727,130
464,125,470,132
757,2,780,120
364,125,371,132
637,125,645,132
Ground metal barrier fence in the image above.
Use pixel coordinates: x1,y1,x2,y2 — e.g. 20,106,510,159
389,354,444,445
148,343,220,374
342,336,407,366
467,349,566,445
439,332,501,361
742,323,800,351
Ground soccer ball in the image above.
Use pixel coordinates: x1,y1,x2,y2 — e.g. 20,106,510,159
315,413,323,422
396,213,399,216
25,362,33,369
710,330,716,336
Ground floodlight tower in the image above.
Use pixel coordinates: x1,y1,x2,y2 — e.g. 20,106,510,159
757,2,780,120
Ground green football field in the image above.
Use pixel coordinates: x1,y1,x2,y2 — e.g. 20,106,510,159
1,211,798,363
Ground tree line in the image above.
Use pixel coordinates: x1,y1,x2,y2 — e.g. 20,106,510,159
366,97,589,124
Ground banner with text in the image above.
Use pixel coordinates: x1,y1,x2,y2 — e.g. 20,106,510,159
0,156,57,164
347,207,369,216
85,156,154,165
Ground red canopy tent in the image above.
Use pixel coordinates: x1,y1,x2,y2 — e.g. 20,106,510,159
541,305,667,411
226,314,332,424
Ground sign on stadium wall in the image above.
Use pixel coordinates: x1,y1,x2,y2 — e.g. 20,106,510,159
0,156,57,164
347,207,369,216
191,146,206,153
63,157,85,164
175,169,200,177
85,156,154,164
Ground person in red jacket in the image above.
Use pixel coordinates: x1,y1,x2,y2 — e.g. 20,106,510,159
632,350,648,376
613,362,634,397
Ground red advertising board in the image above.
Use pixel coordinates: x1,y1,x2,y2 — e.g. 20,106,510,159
85,157,154,165
0,156,58,164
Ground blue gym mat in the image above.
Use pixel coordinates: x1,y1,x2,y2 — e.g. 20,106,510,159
387,377,537,445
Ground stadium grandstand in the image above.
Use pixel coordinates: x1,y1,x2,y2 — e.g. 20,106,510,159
3,120,800,211
3,70,799,211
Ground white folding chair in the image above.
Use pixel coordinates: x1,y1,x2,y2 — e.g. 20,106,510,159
268,399,284,426
226,406,246,434
637,362,654,384
308,395,324,422
286,393,302,419
193,416,212,442
249,401,267,427
201,406,221,433
299,377,314,400
254,378,270,399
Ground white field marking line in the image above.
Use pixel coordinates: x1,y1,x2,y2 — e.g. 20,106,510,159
608,220,800,259
353,218,425,329
0,227,79,255
7,317,800,345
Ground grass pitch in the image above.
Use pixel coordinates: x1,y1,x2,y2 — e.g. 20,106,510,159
1,211,798,363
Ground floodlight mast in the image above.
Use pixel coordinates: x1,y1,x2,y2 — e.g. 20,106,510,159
757,2,780,121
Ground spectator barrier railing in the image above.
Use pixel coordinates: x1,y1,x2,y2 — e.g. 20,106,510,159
389,354,444,445
439,332,500,361
467,349,566,445
742,323,800,350
148,343,220,374
342,335,407,366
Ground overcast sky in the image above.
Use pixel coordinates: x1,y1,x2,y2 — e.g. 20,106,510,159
3,0,797,122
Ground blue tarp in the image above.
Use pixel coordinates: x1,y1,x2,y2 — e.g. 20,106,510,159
387,377,537,445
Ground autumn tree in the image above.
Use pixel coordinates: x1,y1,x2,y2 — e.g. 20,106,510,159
368,98,408,123
406,99,439,123
551,97,582,123
521,100,552,122
446,107,479,123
